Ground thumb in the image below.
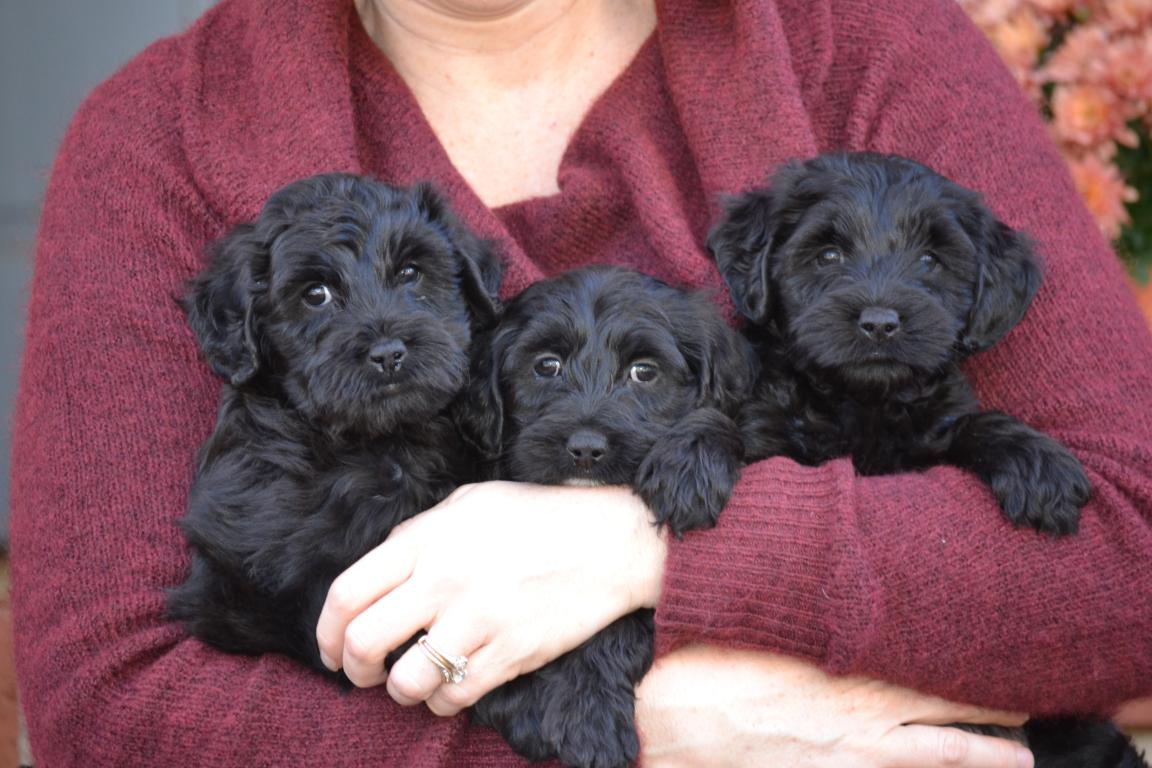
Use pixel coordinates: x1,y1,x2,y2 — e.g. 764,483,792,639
879,724,1033,768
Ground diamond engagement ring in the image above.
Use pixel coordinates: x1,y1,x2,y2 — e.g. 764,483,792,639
417,636,468,684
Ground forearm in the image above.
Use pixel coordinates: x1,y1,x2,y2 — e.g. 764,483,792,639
650,0,1152,713
658,453,1151,711
635,645,1033,768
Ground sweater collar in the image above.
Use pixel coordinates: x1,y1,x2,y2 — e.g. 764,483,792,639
181,0,817,280
182,0,362,222
656,0,819,198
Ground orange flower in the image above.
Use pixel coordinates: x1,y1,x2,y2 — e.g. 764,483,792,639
958,0,1024,27
1103,32,1152,104
986,7,1051,75
1092,0,1152,31
1042,24,1109,85
962,0,1150,249
1066,153,1139,240
1051,83,1140,148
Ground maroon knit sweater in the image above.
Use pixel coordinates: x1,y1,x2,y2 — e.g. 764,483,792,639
11,0,1152,765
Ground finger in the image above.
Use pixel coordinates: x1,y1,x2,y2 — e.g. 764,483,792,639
882,725,1033,768
386,644,447,707
315,536,418,670
387,619,489,712
422,643,503,717
341,584,437,687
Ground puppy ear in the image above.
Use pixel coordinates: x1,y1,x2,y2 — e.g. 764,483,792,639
415,182,504,328
697,323,758,416
708,188,777,325
959,209,1043,353
676,293,758,416
457,238,503,328
453,325,510,458
181,223,268,386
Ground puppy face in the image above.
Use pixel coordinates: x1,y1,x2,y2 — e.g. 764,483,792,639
183,174,501,434
458,267,753,485
711,153,1041,391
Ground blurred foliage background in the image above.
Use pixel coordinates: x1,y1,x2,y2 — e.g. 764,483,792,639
958,0,1152,317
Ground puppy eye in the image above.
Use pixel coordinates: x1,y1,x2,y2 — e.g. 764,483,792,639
397,264,422,284
302,283,333,308
627,361,659,384
919,253,939,269
818,248,845,266
533,355,562,378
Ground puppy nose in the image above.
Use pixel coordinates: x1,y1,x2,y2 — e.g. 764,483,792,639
567,430,608,470
857,307,901,341
368,339,407,372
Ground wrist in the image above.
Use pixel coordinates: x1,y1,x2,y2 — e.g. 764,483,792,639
625,487,668,610
564,484,667,613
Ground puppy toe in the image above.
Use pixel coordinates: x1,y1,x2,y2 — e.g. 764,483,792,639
635,410,742,536
991,446,1091,536
473,684,554,762
635,455,732,537
544,696,639,768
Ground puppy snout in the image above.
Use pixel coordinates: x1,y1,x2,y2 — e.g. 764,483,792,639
566,430,608,470
368,339,407,372
857,307,901,342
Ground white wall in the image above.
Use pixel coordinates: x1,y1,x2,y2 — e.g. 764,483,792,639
0,0,217,545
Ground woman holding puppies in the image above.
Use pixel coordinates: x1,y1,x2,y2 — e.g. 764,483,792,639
11,0,1152,766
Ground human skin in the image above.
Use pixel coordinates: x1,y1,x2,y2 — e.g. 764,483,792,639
353,0,657,207
635,647,1032,768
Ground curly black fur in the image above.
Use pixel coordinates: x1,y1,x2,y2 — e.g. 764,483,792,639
455,266,756,768
711,151,1090,533
711,152,1142,768
167,173,502,674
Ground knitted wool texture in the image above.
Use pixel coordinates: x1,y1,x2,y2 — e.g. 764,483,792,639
11,0,1152,765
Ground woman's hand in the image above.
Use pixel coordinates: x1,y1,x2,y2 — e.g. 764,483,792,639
315,481,667,714
637,646,1033,768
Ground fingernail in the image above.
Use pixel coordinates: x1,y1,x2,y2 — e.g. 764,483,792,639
1016,747,1034,768
320,651,339,671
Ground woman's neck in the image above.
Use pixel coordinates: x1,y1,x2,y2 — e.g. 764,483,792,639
356,0,656,208
357,0,640,88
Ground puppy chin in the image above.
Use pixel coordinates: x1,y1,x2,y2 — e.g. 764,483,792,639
291,376,462,435
561,478,608,488
365,390,454,430
792,328,955,394
836,360,918,390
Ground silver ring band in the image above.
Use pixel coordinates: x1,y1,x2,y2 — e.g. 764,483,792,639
417,635,468,684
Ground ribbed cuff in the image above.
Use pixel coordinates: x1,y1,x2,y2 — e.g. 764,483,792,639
653,457,862,664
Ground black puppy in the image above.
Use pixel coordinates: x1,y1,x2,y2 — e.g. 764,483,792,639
457,266,755,768
711,151,1089,533
167,173,501,674
710,152,1144,768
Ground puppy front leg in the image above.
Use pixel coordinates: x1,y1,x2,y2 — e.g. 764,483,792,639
474,611,654,768
634,408,744,536
945,410,1091,535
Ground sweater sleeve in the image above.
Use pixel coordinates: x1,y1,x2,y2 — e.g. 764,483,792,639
653,0,1152,714
8,41,531,768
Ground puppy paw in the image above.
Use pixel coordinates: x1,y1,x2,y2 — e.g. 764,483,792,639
634,408,743,536
473,657,640,768
987,438,1091,536
473,680,553,762
476,615,651,768
543,697,639,768
476,670,641,768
